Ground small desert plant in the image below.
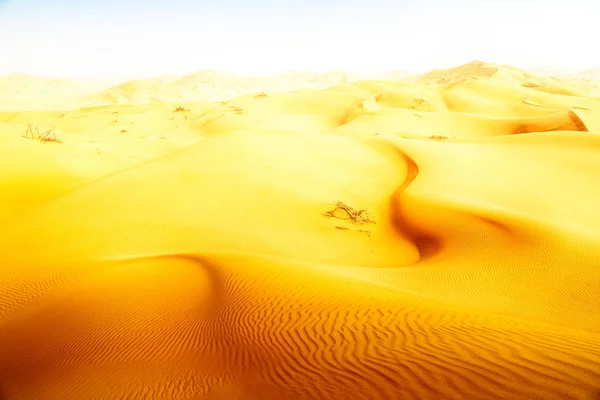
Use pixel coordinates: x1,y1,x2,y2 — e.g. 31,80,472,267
120,129,128,133
411,98,425,108
111,119,118,124
232,107,243,114
254,91,268,98
173,106,189,112
323,201,375,224
39,128,61,143
429,135,448,141
22,123,62,143
411,97,431,112
22,123,38,140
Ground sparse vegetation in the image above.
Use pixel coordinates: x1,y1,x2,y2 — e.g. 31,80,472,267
111,119,118,124
233,107,243,114
429,135,449,141
411,97,431,112
22,123,62,143
412,97,425,109
120,129,128,133
254,92,268,98
173,106,189,112
323,201,376,224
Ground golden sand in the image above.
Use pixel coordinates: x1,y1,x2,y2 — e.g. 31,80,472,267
1,62,599,399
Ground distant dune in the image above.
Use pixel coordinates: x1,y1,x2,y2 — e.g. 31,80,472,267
0,60,599,400
527,66,576,76
561,67,600,80
4,63,600,111
88,69,418,106
526,66,600,81
0,69,416,111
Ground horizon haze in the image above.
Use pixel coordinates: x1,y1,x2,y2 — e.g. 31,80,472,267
1,0,599,78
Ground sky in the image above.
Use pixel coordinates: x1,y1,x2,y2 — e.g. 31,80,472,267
0,0,598,78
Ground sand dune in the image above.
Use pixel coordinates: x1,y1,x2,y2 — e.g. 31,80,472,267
0,69,417,112
557,67,600,81
1,61,600,399
83,70,418,108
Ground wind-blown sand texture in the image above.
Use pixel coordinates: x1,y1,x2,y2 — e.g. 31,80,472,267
1,61,600,400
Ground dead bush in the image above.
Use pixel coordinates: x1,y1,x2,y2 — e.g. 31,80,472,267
429,135,448,141
22,123,62,143
323,201,375,224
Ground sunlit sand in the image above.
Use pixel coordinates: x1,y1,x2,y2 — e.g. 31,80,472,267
1,61,600,399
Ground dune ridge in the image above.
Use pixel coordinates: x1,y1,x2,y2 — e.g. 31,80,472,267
1,61,600,399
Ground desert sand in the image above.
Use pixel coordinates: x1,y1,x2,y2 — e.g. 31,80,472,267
0,60,599,400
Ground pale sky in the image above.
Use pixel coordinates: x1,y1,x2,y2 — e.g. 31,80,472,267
0,0,598,78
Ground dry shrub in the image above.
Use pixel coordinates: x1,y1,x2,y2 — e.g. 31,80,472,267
254,92,268,98
412,97,425,108
173,106,189,112
224,105,244,114
411,97,431,112
23,123,62,143
429,135,448,141
323,201,375,224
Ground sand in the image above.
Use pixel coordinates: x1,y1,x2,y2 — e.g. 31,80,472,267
0,61,599,400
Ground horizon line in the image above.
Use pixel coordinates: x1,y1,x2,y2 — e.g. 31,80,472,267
0,60,596,80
